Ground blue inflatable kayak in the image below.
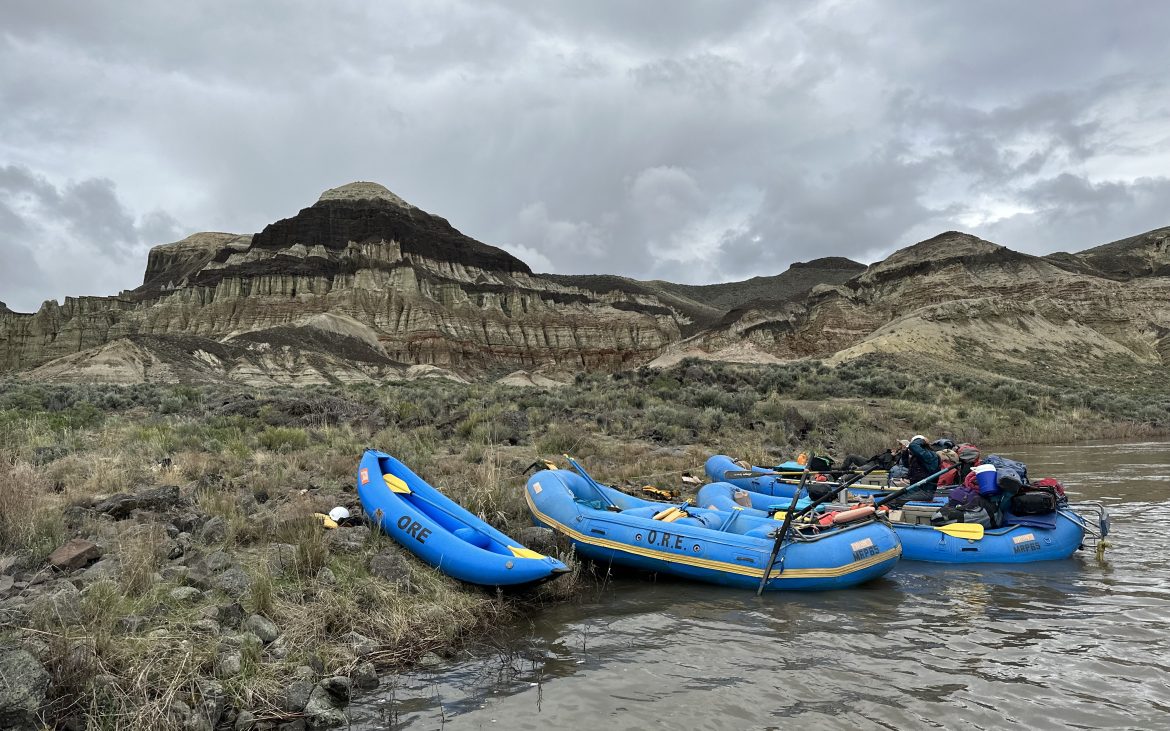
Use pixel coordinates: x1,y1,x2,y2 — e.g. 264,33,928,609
524,468,900,591
357,449,569,586
698,478,1092,564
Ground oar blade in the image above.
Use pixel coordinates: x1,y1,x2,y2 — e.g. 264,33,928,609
935,523,985,540
384,473,412,494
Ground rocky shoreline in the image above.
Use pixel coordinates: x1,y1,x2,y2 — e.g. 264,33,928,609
0,476,569,730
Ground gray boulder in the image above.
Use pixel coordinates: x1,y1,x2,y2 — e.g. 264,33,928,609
279,678,315,712
94,485,183,519
303,676,349,729
199,517,228,544
241,614,279,644
351,661,379,690
0,648,50,730
218,601,246,629
324,525,369,553
169,586,203,604
341,631,378,658
216,651,243,678
215,567,252,598
79,556,121,584
368,550,410,583
515,526,559,555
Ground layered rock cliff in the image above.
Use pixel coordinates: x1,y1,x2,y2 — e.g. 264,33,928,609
663,231,1170,385
0,183,690,382
3,181,1167,387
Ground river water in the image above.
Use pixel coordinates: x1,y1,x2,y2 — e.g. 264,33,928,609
351,441,1170,729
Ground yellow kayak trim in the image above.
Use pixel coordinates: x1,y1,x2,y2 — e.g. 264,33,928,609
525,488,900,581
507,545,547,559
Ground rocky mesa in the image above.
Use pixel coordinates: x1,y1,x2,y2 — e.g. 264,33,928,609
2,182,1167,387
0,183,696,383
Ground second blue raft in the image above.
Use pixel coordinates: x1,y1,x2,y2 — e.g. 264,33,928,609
524,469,901,591
697,478,1090,564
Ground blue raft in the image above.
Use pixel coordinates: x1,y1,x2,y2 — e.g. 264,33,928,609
357,449,569,586
888,502,1089,563
697,474,1092,564
524,469,901,591
705,454,893,499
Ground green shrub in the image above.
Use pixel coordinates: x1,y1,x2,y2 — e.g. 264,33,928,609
258,426,309,452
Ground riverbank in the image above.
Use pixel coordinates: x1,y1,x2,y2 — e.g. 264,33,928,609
1,356,1166,728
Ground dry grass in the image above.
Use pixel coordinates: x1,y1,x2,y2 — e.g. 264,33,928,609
0,458,64,564
0,360,1164,727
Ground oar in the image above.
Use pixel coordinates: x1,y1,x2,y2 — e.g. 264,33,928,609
775,454,895,526
934,522,984,540
723,468,888,480
564,454,620,510
754,455,890,596
871,465,958,509
756,461,812,595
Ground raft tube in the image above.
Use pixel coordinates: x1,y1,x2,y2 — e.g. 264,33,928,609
892,502,1089,563
705,454,895,500
358,449,569,586
698,480,1089,564
525,469,900,591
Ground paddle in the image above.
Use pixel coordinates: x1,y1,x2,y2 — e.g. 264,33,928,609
382,473,551,559
723,468,888,480
754,455,900,596
934,522,984,540
756,461,812,596
564,454,620,510
383,473,475,528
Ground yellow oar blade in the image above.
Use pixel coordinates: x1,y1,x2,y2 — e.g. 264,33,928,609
508,545,546,559
935,523,985,540
383,473,412,494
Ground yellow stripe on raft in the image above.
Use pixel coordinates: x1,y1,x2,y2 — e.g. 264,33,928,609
524,488,899,581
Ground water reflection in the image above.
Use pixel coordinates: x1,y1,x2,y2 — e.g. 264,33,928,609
350,441,1170,730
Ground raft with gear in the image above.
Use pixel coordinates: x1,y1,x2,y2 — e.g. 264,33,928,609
705,454,893,500
523,464,901,591
878,500,1094,563
357,449,569,587
696,480,1095,563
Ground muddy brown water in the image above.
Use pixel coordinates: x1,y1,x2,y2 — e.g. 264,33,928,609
351,441,1170,729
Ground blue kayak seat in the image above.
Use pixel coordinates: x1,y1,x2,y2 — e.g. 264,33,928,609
453,526,491,549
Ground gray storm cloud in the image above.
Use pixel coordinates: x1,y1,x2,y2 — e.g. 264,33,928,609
1,1,1168,311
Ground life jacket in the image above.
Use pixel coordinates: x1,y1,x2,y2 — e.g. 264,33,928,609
901,448,932,486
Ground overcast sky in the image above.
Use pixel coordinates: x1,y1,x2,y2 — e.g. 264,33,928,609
2,1,1169,311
